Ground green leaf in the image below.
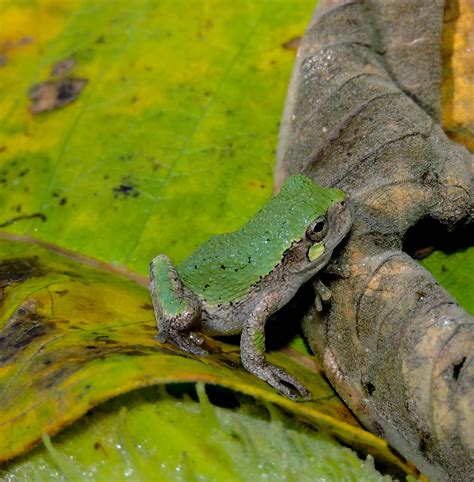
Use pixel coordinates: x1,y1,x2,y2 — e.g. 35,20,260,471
0,237,418,478
420,247,474,315
2,385,394,482
0,0,314,272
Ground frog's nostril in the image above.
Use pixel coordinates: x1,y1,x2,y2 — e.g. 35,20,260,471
340,201,345,207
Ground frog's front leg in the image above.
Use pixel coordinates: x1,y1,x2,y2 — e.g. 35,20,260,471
149,254,207,356
240,293,311,401
312,277,332,312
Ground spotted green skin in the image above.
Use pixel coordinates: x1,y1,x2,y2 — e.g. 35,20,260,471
177,175,345,305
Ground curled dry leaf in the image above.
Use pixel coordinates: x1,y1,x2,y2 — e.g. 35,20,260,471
277,0,473,480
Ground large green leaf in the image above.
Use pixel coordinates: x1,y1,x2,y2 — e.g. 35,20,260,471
0,0,314,272
2,385,395,482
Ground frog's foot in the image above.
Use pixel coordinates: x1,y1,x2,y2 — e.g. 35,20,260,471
312,278,332,312
156,330,208,357
251,362,312,401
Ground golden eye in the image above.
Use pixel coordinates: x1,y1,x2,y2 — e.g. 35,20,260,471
306,216,328,242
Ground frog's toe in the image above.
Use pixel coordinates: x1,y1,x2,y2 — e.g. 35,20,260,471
262,364,312,401
172,333,208,357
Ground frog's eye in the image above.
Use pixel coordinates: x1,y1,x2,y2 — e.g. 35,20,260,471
306,216,328,242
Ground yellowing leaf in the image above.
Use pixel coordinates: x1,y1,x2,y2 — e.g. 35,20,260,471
3,387,397,482
0,236,420,478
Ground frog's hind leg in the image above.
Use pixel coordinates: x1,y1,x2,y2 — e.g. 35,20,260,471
240,292,311,401
149,254,207,356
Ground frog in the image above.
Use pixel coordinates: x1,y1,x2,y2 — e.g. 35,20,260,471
149,175,353,400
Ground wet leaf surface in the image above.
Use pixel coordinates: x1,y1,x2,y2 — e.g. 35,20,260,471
2,386,397,482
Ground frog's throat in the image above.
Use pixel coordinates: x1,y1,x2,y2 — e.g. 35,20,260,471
308,242,324,261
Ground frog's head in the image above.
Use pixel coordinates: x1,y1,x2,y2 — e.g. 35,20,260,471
273,175,353,277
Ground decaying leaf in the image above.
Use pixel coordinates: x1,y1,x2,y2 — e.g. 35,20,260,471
0,235,421,478
277,0,473,480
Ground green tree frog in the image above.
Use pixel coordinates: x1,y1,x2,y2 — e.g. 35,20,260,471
149,175,353,400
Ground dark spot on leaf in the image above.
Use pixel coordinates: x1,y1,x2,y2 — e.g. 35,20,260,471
29,77,88,114
220,264,226,270
19,168,29,177
95,35,106,44
34,364,81,390
59,197,67,206
94,335,117,344
112,179,139,198
0,146,6,153
282,36,301,50
141,302,153,311
204,284,210,289
0,256,44,289
51,58,75,76
54,289,69,296
0,36,33,68
0,300,51,365
118,153,133,161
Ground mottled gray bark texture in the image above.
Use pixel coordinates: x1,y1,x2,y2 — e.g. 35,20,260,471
276,1,473,480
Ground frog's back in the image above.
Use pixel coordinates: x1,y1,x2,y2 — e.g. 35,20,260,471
177,176,344,305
